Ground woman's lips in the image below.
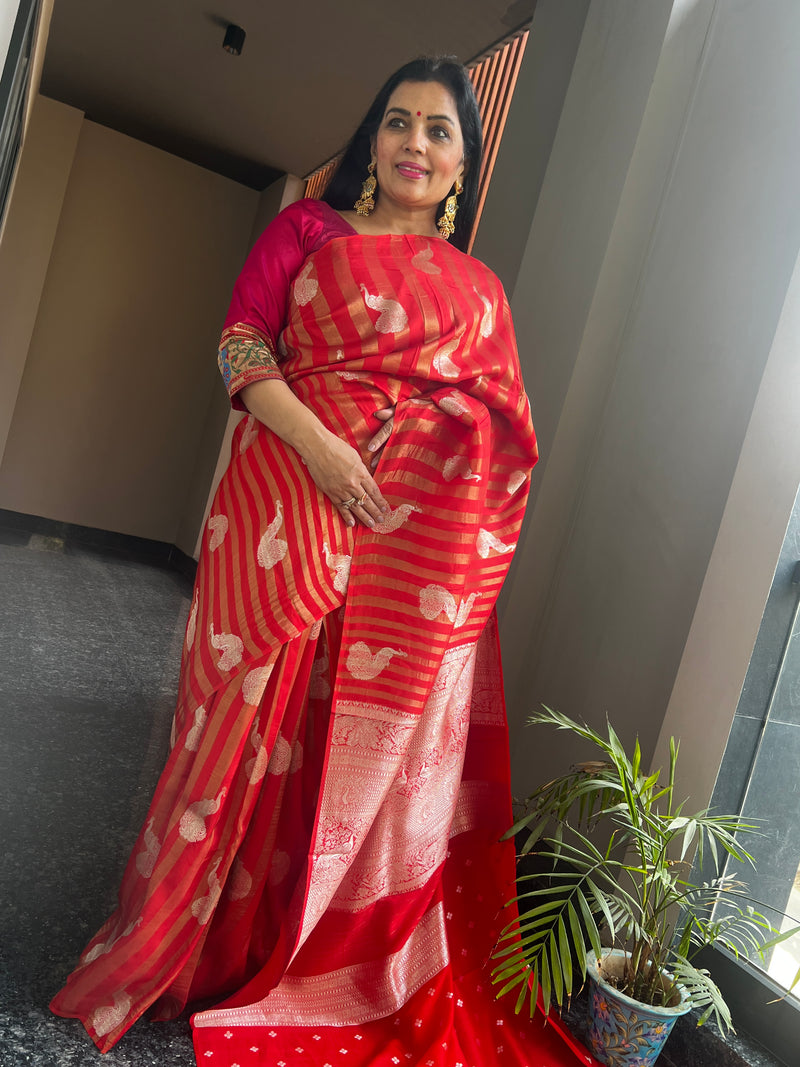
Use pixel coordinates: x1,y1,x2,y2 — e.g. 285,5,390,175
396,164,427,179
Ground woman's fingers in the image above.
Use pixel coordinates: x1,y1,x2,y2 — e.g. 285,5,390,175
302,424,392,529
338,472,389,528
367,407,395,470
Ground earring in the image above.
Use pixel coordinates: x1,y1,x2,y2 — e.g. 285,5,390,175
354,161,377,216
437,178,463,239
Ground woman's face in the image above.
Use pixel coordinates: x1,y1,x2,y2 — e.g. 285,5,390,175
372,80,466,221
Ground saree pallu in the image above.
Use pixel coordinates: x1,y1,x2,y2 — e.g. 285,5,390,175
51,231,545,1066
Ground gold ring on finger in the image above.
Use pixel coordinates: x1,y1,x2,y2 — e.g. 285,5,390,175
341,496,358,509
357,491,368,506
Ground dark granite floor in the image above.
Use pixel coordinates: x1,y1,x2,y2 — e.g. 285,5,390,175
0,517,787,1067
0,525,197,1064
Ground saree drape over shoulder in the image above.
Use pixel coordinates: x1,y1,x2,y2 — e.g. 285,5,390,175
50,202,561,1067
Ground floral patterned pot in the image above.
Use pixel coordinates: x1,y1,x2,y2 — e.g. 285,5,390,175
586,950,691,1067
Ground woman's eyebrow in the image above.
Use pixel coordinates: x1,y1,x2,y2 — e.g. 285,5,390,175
385,107,455,124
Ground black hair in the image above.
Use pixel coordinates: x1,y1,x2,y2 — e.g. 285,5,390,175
322,57,483,253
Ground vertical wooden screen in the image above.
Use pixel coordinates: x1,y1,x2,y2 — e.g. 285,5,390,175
466,30,528,250
302,27,530,246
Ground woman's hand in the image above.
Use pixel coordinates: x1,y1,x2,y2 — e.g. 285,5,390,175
239,380,392,529
301,429,389,529
367,407,395,470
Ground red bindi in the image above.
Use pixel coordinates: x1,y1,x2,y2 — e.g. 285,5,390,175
416,111,421,116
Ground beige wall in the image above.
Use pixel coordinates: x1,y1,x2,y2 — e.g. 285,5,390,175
0,104,259,544
498,0,800,805
183,173,306,559
0,95,82,462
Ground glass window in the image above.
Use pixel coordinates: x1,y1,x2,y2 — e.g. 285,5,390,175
702,486,800,1060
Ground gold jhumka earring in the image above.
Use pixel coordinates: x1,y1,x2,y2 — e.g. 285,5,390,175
354,161,377,216
437,178,463,239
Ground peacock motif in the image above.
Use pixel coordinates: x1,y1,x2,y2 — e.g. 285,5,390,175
178,788,226,843
418,584,481,628
135,817,160,878
226,859,253,901
184,705,207,752
268,849,291,886
209,625,243,671
443,455,480,482
410,242,441,275
474,287,495,338
360,285,408,334
507,470,528,495
476,528,516,559
256,500,288,570
438,392,470,418
345,641,408,680
185,591,198,651
432,339,460,379
245,728,269,784
267,734,293,776
309,646,331,700
238,415,259,454
191,858,223,926
207,514,229,551
90,991,132,1038
322,541,351,593
372,503,421,533
242,664,273,706
293,260,319,306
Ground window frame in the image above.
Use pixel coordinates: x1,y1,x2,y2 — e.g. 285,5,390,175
0,0,38,227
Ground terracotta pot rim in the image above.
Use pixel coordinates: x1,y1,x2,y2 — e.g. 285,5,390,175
587,949,692,1018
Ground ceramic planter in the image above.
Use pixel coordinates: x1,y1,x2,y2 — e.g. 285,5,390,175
585,950,691,1067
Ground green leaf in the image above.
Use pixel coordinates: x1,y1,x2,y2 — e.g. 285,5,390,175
549,931,564,1005
576,887,604,959
587,878,616,941
567,900,587,979
541,949,552,1011
557,914,573,992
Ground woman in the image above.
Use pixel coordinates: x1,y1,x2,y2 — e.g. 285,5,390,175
51,57,541,1066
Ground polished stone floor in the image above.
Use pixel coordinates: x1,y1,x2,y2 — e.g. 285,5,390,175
0,517,783,1067
0,522,197,1064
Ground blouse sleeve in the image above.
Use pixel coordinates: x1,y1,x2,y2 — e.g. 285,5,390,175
218,201,323,408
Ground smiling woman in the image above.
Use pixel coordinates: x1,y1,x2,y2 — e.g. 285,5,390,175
323,56,484,253
359,81,466,234
47,55,554,1067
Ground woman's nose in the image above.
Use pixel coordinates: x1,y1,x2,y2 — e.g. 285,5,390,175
403,123,426,152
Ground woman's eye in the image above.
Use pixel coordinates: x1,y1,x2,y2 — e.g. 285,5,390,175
387,117,405,129
430,126,450,141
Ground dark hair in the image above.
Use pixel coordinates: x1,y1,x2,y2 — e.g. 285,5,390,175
323,57,483,253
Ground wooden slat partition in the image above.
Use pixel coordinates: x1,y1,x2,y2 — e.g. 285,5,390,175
302,28,530,248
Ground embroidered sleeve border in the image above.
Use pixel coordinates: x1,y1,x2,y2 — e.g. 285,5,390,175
218,322,283,400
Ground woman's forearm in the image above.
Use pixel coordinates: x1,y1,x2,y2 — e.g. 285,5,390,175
238,379,332,460
238,379,388,527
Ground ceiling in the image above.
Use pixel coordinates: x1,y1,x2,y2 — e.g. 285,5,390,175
40,0,535,189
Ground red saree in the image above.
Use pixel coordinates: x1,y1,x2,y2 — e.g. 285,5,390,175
51,201,550,1067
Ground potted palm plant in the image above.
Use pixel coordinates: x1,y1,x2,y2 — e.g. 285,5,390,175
492,707,795,1067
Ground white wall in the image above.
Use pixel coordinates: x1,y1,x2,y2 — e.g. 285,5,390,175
471,0,589,289
0,0,20,69
499,0,800,802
